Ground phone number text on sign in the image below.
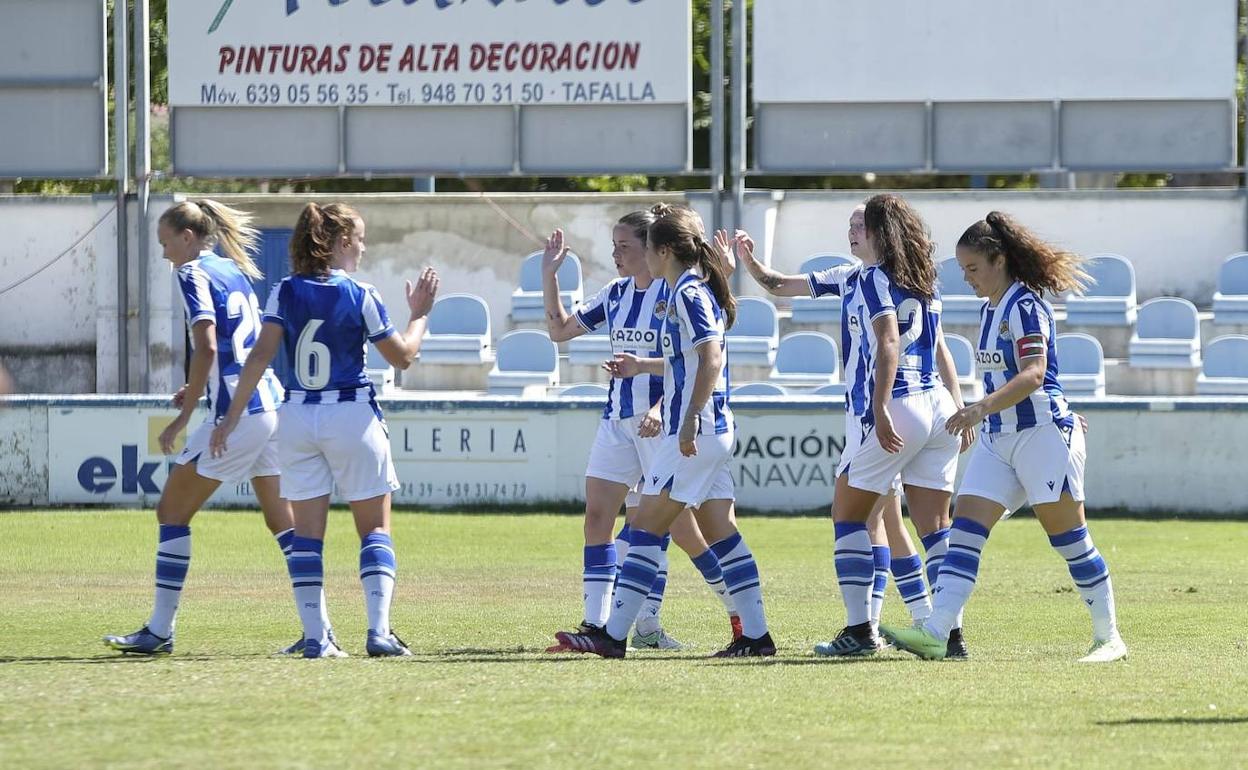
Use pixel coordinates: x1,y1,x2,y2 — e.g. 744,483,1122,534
206,79,653,106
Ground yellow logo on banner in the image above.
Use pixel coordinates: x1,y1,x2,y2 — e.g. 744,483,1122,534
148,416,187,455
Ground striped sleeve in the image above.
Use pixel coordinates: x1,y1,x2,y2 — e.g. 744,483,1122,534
679,283,723,348
807,265,853,299
262,280,286,324
1010,295,1049,360
574,281,613,332
860,267,897,321
176,263,216,326
361,284,396,343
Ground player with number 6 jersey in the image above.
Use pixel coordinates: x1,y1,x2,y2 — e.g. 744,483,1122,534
211,202,439,659
883,212,1127,663
104,200,295,657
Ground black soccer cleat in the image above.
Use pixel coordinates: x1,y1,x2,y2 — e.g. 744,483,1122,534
553,626,627,659
712,631,777,658
945,627,969,660
813,622,884,657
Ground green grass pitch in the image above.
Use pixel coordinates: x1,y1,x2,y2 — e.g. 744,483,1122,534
0,511,1245,768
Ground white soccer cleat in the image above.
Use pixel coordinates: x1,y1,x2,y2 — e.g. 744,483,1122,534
1078,633,1128,663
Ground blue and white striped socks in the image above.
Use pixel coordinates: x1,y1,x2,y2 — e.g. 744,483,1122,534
637,534,671,634
834,522,874,627
274,528,295,560
691,548,737,617
712,532,768,638
289,536,328,646
927,518,989,640
1049,526,1118,641
147,525,191,639
890,553,932,622
360,532,397,636
922,527,963,629
606,528,665,641
582,542,617,627
870,544,891,627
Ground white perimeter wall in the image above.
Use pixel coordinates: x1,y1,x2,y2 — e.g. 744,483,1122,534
0,189,1244,394
1,396,1245,514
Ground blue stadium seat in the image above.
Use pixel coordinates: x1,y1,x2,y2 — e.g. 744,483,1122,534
731,382,789,396
768,332,839,390
420,293,492,364
811,382,848,398
487,330,559,394
937,256,982,326
1056,333,1106,397
791,253,858,325
1196,335,1248,395
1066,254,1137,327
512,250,582,323
726,296,780,366
1128,297,1201,369
1212,252,1248,325
558,382,610,397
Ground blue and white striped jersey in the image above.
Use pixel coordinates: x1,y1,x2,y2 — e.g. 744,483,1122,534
176,251,283,420
262,270,395,404
858,265,943,408
975,281,1072,433
660,269,732,437
575,277,667,421
808,264,872,417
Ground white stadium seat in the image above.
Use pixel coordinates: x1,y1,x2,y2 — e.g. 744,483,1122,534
768,331,839,390
943,332,982,399
419,293,492,364
726,296,780,366
1196,335,1248,395
1066,254,1137,327
936,256,983,326
1056,333,1106,397
511,250,583,323
1128,297,1201,369
1212,252,1248,325
731,382,789,396
486,330,559,394
790,253,858,325
558,382,610,397
566,322,613,366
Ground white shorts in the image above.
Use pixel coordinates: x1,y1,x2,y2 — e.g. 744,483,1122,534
847,388,960,496
277,401,400,502
642,431,735,507
959,419,1086,512
838,412,901,496
177,410,280,483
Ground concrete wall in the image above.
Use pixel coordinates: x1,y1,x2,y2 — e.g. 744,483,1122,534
3,394,1246,514
1,189,1245,394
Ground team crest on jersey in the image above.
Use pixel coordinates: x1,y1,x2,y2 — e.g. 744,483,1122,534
998,320,1010,338
653,299,668,318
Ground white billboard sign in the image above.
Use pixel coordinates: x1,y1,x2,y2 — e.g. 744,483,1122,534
754,0,1236,103
168,0,690,108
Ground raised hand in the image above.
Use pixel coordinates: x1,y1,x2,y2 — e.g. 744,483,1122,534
713,229,736,274
406,266,440,319
542,229,569,275
734,230,756,264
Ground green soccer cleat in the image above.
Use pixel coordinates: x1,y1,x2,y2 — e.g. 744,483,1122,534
879,623,947,661
1078,634,1128,663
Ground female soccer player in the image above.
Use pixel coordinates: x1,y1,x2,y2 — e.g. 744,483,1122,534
540,213,739,651
211,202,439,659
555,204,775,658
814,194,971,656
731,203,971,656
883,212,1127,663
105,200,294,655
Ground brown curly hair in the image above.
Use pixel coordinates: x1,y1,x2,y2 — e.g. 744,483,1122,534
863,194,936,300
958,211,1090,295
289,202,360,276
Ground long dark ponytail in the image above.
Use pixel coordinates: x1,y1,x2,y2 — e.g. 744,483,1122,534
648,203,736,329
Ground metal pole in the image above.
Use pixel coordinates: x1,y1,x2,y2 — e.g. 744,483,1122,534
710,0,725,237
413,177,435,193
1241,3,1247,250
135,0,151,393
114,0,130,393
730,0,747,286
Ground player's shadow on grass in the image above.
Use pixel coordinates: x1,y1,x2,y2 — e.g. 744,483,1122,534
1097,716,1248,726
426,647,710,663
0,654,264,665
